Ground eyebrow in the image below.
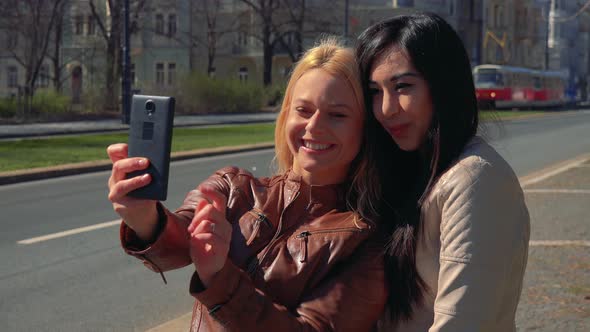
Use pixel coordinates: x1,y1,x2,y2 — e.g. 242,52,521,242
369,72,420,85
292,99,353,110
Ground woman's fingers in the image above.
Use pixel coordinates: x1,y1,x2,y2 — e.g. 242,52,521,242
190,232,227,256
187,199,209,233
191,217,231,243
108,173,151,202
107,143,129,163
197,185,228,218
109,157,150,187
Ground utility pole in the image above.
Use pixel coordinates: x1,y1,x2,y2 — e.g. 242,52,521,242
122,0,131,124
546,0,556,70
344,0,349,42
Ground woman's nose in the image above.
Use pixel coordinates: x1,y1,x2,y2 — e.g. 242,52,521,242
305,110,324,133
380,93,399,118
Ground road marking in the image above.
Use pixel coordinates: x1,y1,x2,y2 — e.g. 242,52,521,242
519,154,590,187
530,240,590,247
17,220,120,245
524,189,590,194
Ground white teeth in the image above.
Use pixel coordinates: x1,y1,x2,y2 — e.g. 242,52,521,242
303,141,331,151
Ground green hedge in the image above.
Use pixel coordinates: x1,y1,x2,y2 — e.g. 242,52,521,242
32,90,71,115
0,98,17,118
178,73,264,114
0,91,71,119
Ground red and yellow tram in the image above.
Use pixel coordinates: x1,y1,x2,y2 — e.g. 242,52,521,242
473,64,568,109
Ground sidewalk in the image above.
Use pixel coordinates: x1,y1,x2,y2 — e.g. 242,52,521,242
0,112,278,139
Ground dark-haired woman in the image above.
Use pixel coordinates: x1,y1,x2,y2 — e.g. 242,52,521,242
356,13,530,331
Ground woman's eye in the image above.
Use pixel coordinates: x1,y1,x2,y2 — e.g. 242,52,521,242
395,83,412,91
295,107,312,116
368,88,381,96
330,112,347,118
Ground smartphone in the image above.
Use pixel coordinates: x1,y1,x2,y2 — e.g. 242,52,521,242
126,95,175,201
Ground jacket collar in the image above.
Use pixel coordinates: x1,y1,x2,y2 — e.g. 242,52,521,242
284,169,347,214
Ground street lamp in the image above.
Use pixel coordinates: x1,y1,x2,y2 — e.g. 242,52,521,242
122,0,131,124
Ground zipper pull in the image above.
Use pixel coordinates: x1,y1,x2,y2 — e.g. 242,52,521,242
257,213,271,228
246,213,269,246
296,231,311,263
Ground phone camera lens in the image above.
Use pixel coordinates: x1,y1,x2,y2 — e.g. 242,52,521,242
145,100,156,116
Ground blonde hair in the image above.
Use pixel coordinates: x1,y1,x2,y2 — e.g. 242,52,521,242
273,37,380,225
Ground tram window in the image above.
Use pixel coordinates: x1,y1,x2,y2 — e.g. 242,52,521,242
534,77,541,89
474,70,504,86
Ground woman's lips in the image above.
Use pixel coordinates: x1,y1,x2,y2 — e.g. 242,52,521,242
300,139,334,153
388,124,410,138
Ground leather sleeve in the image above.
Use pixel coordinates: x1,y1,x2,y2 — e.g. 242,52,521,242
430,157,530,332
189,232,388,332
120,166,242,274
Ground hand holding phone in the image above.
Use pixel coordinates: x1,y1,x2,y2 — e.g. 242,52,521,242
126,95,175,201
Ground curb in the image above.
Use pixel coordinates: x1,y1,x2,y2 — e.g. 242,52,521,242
0,142,274,186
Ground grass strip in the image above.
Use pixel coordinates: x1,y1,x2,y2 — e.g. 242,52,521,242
480,110,545,120
0,111,549,173
0,123,276,172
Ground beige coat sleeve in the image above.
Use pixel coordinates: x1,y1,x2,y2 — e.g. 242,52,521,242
430,156,530,332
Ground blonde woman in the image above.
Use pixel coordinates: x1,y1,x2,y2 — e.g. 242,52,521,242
107,38,387,331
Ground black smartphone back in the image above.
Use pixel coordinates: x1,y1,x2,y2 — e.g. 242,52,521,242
126,95,175,201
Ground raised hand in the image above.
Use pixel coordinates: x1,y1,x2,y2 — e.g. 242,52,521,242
107,143,158,242
188,185,232,287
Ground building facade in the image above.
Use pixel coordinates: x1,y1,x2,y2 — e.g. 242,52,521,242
1,0,589,102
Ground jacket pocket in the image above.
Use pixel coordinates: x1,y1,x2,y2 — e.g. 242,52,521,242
245,209,272,246
235,208,273,247
294,227,363,263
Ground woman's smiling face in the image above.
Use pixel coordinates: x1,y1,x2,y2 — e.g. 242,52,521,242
286,68,364,185
369,46,434,152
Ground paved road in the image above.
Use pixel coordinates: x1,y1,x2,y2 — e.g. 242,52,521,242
517,156,590,331
0,110,588,331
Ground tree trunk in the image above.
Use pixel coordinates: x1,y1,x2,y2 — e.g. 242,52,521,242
262,23,272,86
104,1,122,111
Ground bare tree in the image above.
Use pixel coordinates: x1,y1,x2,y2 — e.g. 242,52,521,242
198,0,233,75
237,0,337,85
1,0,64,117
279,0,305,62
89,0,122,111
237,0,295,86
49,0,69,92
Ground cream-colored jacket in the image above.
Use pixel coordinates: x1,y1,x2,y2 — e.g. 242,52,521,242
384,136,530,332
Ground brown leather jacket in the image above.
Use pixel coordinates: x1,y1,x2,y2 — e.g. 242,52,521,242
121,166,387,331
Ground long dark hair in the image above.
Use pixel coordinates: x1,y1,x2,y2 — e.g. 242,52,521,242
356,12,479,322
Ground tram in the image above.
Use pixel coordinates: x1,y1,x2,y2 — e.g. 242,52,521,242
473,64,569,109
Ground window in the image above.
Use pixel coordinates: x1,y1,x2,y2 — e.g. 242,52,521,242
6,33,17,50
449,0,454,15
282,66,290,78
8,66,18,88
155,14,164,34
167,63,175,85
87,15,95,35
75,15,84,35
238,67,248,82
238,31,248,46
168,14,176,37
156,62,164,85
37,65,49,88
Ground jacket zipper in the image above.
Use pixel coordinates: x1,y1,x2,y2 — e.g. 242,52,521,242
248,191,301,276
246,211,272,246
295,227,364,263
